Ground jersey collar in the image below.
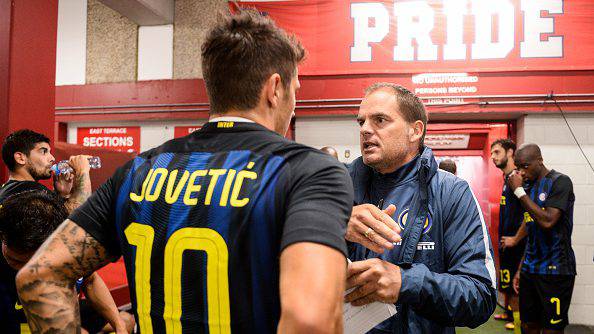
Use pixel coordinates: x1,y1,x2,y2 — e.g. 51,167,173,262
209,116,255,123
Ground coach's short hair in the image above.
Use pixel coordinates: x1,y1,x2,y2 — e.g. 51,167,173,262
491,138,516,153
0,190,67,252
365,83,428,150
201,10,305,114
1,129,50,171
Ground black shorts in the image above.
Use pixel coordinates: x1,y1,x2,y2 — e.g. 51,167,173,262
519,272,575,330
498,247,523,294
80,299,108,333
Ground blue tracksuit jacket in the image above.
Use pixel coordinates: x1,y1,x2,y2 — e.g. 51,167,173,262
348,147,497,333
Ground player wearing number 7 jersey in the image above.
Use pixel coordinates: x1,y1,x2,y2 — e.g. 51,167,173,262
508,144,576,334
16,10,354,334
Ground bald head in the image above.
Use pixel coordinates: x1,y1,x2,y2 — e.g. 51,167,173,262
514,143,547,182
438,159,457,175
320,146,339,160
515,143,542,162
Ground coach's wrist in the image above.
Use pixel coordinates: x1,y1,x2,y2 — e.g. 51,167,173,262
513,187,527,199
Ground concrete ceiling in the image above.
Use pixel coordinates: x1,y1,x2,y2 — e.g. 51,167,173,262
99,0,174,25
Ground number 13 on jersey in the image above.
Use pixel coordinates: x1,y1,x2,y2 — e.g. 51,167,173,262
125,222,231,334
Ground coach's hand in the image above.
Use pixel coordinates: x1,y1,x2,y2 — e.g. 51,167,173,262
345,258,401,306
346,204,401,254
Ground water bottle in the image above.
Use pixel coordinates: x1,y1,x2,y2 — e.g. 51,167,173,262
51,156,102,175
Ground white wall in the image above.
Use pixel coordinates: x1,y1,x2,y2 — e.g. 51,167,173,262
56,0,88,85
137,25,174,81
519,114,594,326
67,119,207,153
295,116,361,163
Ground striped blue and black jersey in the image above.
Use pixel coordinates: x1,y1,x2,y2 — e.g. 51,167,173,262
499,174,527,240
70,121,353,333
521,170,576,275
498,174,527,261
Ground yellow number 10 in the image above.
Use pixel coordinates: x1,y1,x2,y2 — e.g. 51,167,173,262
125,222,231,334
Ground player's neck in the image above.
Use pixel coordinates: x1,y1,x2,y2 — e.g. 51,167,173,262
537,167,550,180
502,162,516,175
8,169,35,182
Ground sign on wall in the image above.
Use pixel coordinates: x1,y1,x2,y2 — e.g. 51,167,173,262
234,0,594,75
173,126,202,138
77,127,140,153
425,134,470,149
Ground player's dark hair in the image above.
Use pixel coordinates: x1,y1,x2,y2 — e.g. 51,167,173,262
491,138,516,153
0,190,67,252
365,83,428,151
201,10,305,114
1,129,50,171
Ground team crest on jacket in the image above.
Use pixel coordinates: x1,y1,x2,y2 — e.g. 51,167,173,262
398,208,433,234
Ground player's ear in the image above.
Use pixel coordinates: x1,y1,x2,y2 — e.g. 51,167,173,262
264,73,282,109
13,151,27,166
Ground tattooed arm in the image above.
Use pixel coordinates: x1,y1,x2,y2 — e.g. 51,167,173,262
15,220,113,334
63,155,92,213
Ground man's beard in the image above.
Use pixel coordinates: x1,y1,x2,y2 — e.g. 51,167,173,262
495,157,508,169
26,164,51,181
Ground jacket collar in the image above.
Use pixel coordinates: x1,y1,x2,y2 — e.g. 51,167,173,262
349,146,438,204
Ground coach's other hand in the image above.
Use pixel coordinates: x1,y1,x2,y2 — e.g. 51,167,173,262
346,204,400,254
345,258,402,306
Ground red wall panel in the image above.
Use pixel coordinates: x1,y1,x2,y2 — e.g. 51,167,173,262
0,0,58,181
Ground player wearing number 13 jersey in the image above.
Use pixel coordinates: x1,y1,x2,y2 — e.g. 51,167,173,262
16,11,353,334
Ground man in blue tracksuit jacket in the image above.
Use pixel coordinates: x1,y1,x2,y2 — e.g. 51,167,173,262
344,83,497,333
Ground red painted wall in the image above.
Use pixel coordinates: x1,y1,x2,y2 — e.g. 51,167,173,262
0,0,58,181
55,71,594,123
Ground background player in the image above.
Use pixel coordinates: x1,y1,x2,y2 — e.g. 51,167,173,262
16,10,353,334
491,139,525,332
0,190,133,334
0,129,93,330
509,143,576,334
438,158,457,175
1,129,92,213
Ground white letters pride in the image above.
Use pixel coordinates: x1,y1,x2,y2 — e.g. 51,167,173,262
351,0,563,62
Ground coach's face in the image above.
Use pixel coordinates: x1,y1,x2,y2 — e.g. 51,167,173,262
357,89,420,174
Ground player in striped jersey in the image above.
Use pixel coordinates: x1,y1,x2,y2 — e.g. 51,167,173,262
15,10,353,334
492,139,526,332
508,143,576,334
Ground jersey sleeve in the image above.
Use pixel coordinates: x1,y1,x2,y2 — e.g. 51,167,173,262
68,165,129,258
280,152,354,257
545,175,573,212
